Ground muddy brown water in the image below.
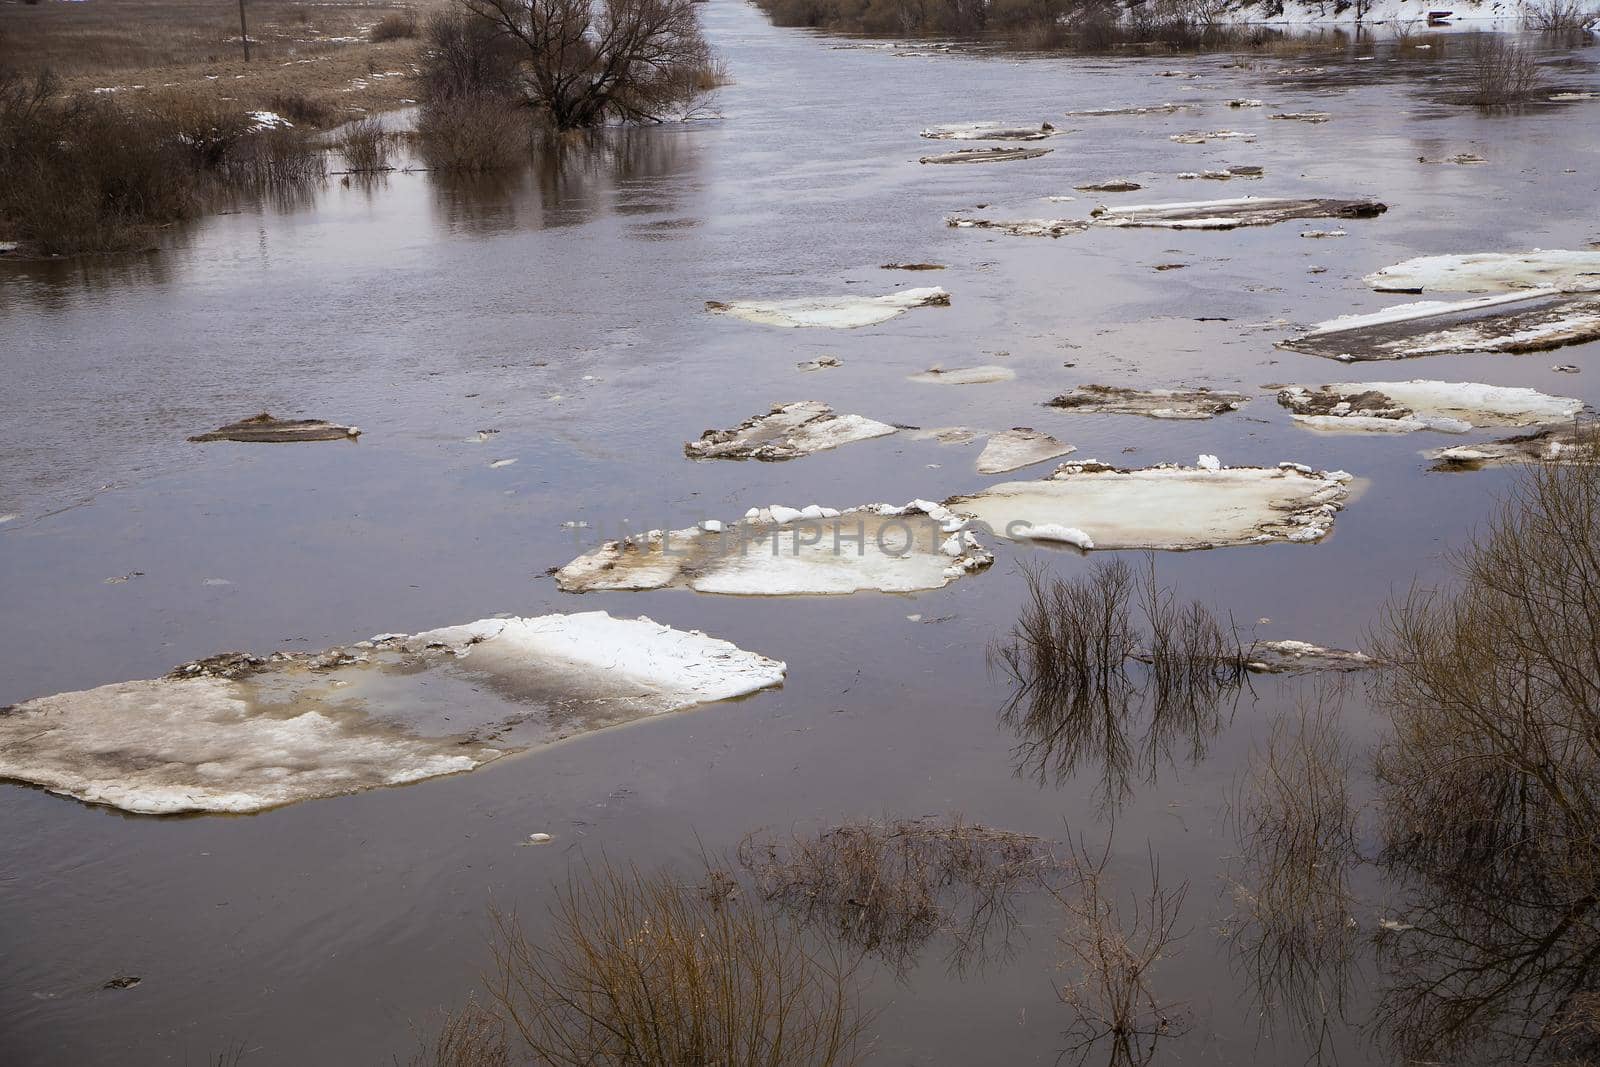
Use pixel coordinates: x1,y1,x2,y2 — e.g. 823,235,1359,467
3,6,1600,1064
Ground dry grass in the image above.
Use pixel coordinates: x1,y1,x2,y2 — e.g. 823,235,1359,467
989,558,1247,808
739,816,1065,976
1227,690,1361,1058
1052,838,1191,1067
1372,457,1600,1062
480,861,870,1066
370,9,420,41
335,117,392,171
411,998,510,1067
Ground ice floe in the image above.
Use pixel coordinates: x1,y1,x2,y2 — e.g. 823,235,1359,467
945,460,1353,550
1170,130,1257,144
1364,251,1600,294
684,401,895,461
1427,426,1600,471
1066,103,1192,116
1278,380,1582,433
1091,196,1386,230
1245,639,1373,673
706,288,949,329
945,214,1089,238
1270,111,1332,123
1076,178,1143,192
188,413,361,443
920,122,1056,141
0,613,785,815
1280,290,1600,360
555,502,992,595
918,147,1053,164
1177,166,1264,181
908,365,1016,385
1045,384,1251,419
976,428,1076,474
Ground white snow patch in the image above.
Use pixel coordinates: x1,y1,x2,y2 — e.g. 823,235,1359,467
1365,251,1600,294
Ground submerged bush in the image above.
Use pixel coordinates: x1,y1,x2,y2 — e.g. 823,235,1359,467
415,96,533,171
1462,33,1545,105
336,118,392,172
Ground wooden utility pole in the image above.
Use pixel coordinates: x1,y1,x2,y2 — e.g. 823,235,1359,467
238,0,251,61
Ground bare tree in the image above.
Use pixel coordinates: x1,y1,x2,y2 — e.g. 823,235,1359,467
459,0,717,128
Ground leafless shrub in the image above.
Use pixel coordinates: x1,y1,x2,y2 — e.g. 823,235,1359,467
370,9,420,41
1053,838,1191,1067
739,816,1065,976
219,126,328,185
459,0,719,128
1372,459,1600,1062
1462,33,1545,105
989,557,1247,809
411,998,511,1066
1226,689,1361,1059
415,96,533,171
336,118,391,172
419,10,523,103
483,861,870,1065
1525,0,1597,33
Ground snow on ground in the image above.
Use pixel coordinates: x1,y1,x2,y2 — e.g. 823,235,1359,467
0,613,785,815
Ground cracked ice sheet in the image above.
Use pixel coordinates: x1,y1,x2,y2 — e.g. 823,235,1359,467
977,429,1076,474
555,503,992,595
1090,196,1386,231
1364,251,1600,294
1046,385,1250,419
0,613,784,815
705,287,949,329
1280,290,1600,361
1278,380,1582,433
1427,426,1600,471
685,401,895,460
945,461,1354,550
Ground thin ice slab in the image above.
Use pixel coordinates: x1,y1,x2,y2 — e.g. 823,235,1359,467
554,502,992,595
1245,640,1374,673
0,613,784,815
1428,427,1600,471
919,147,1053,164
1066,103,1192,116
976,428,1076,474
909,365,1015,385
706,287,949,329
945,460,1353,551
1045,385,1250,419
1278,380,1582,433
946,214,1088,238
1177,166,1264,181
920,122,1056,141
189,413,361,443
1364,251,1600,294
1280,290,1600,361
1170,130,1256,144
1091,196,1386,231
685,401,895,460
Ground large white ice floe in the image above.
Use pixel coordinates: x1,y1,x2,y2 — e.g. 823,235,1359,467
1278,380,1582,433
945,460,1354,550
920,121,1057,141
976,428,1076,474
0,613,785,815
1090,196,1386,230
685,401,896,460
1280,290,1600,360
706,288,949,329
554,502,993,595
1045,385,1251,419
1364,251,1600,294
1427,426,1600,471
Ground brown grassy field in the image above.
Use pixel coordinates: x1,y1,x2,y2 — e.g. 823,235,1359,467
0,0,448,125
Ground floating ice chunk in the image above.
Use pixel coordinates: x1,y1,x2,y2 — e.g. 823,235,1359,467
908,365,1016,385
1281,290,1600,360
0,613,784,815
920,121,1056,141
555,503,992,595
1091,196,1386,231
706,288,949,329
1278,380,1582,431
1245,639,1374,674
1178,166,1264,181
1045,385,1250,419
1301,229,1346,239
1076,178,1142,192
188,413,361,443
1270,111,1332,123
700,519,724,532
684,401,896,461
489,458,516,468
1427,426,1600,471
1065,103,1191,116
1228,98,1264,108
1018,523,1094,549
1364,251,1600,294
976,428,1075,474
945,213,1089,238
919,146,1053,164
797,356,842,371
946,461,1354,551
1169,130,1256,144
1197,453,1221,470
